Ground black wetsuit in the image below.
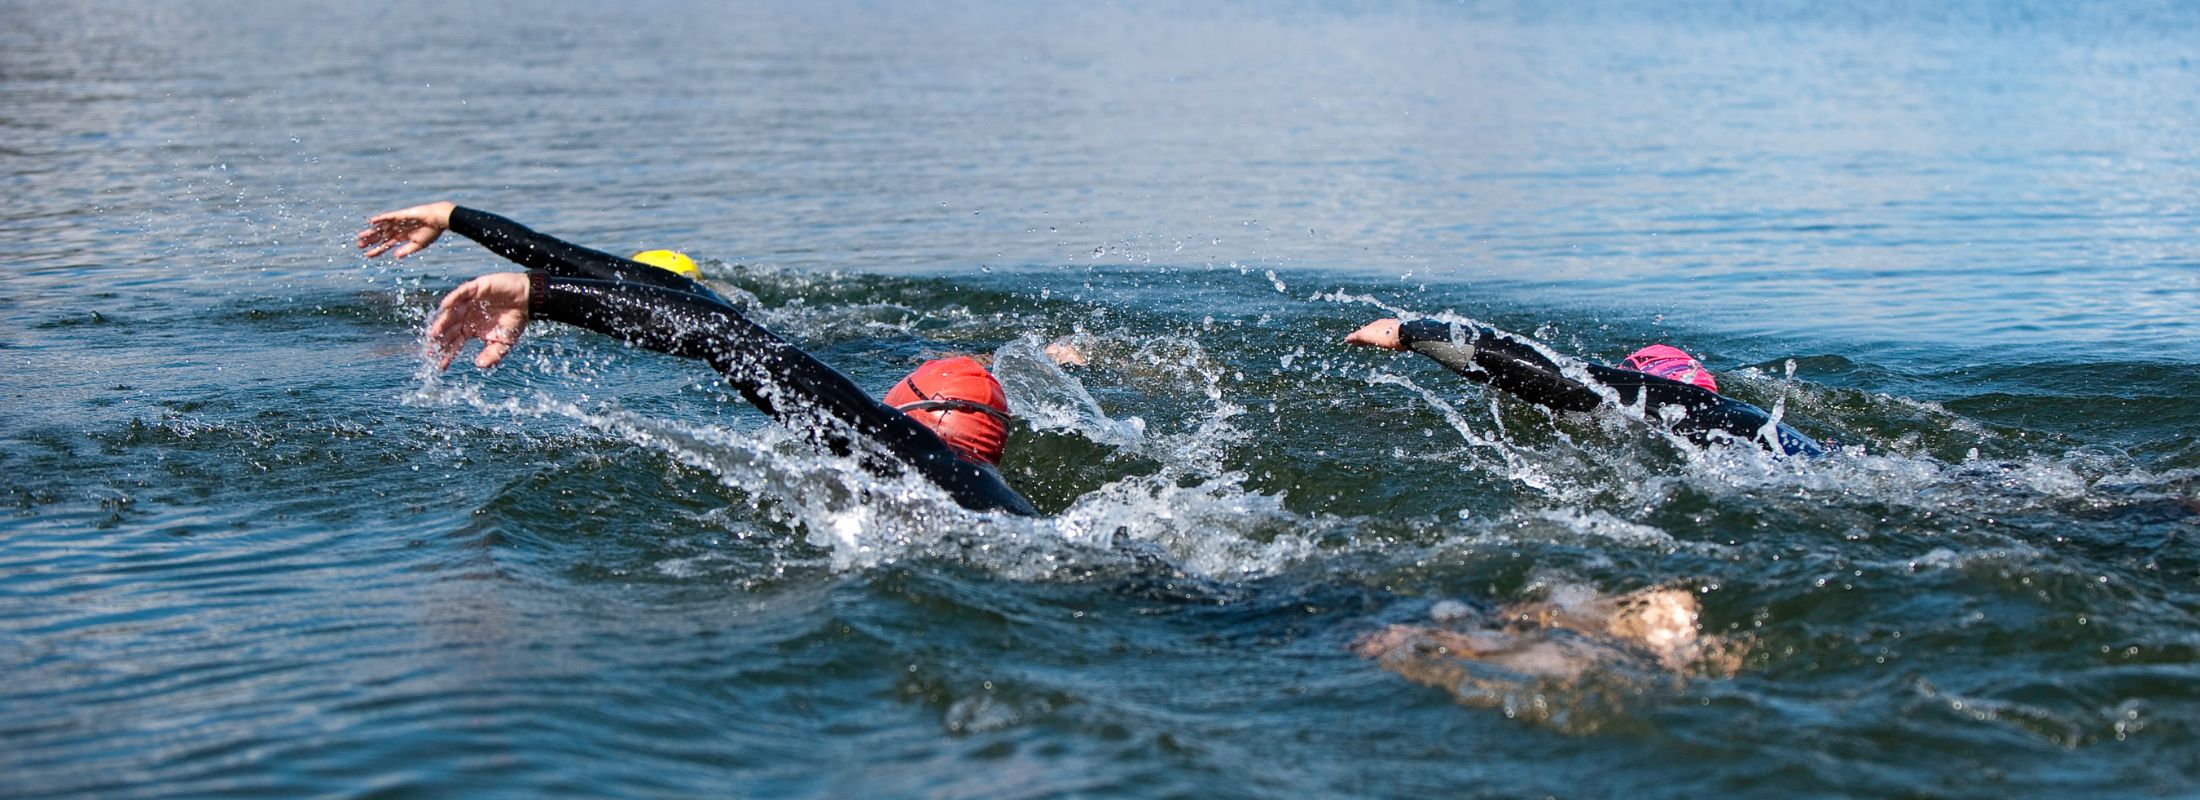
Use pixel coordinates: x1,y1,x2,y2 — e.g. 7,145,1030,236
1396,319,1826,457
447,206,1041,516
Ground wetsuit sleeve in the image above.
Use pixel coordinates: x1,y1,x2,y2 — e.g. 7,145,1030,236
528,273,1040,516
448,206,725,301
1394,319,1826,457
1397,319,1606,412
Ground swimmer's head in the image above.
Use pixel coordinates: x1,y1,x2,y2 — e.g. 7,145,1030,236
630,249,700,279
885,356,1011,466
1622,344,1718,393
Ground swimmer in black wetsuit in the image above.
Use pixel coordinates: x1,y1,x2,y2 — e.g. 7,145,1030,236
1344,317,1827,457
357,201,1041,516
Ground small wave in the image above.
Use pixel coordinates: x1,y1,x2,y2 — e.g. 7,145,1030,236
407,333,1326,583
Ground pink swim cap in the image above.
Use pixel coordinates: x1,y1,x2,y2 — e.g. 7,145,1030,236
1622,345,1718,393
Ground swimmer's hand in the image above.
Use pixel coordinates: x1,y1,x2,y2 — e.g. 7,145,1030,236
357,201,458,259
427,272,530,369
1343,318,1406,351
1043,339,1088,367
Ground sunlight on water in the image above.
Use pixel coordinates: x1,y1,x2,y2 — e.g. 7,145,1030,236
7,0,2200,796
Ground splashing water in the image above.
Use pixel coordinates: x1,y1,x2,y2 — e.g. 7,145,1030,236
12,2,2200,795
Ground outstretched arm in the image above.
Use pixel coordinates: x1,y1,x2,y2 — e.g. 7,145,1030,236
423,271,1038,515
1346,317,1825,457
1347,318,1607,412
358,201,725,301
527,274,900,445
424,271,892,435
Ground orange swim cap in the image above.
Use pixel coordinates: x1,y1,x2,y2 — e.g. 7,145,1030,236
884,356,1012,465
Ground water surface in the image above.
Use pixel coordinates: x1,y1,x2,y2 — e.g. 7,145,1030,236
5,1,2198,797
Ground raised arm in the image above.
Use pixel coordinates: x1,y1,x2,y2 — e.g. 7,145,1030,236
358,201,726,302
527,273,898,445
425,271,1037,515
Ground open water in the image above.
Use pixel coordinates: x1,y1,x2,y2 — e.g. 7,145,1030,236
5,1,2199,797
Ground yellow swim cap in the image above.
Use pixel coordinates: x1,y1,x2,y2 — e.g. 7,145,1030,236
630,249,700,279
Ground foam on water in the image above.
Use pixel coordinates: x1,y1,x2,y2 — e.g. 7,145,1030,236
11,1,2200,792
407,324,1325,583
989,336,1146,450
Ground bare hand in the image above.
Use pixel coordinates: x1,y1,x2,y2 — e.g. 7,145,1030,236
1343,318,1405,351
1043,339,1088,367
357,201,458,259
426,272,531,369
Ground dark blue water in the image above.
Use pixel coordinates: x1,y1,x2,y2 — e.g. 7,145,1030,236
6,1,2198,797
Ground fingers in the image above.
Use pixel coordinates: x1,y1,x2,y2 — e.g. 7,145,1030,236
425,307,460,347
420,274,526,374
475,340,512,369
357,222,415,258
358,205,449,259
369,202,453,224
388,226,440,259
425,284,479,371
436,279,477,312
424,320,489,372
366,204,432,224
471,324,522,368
425,307,464,371
424,277,528,371
357,224,397,256
424,318,457,371
1343,319,1404,350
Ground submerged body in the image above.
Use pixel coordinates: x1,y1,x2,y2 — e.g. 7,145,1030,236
1356,587,1743,712
1352,318,1826,457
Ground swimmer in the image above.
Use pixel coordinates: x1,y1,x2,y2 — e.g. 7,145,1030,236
1355,586,1743,709
358,201,1045,516
1344,318,1827,457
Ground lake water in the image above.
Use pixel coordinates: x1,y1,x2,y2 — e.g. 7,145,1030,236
5,1,2198,797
